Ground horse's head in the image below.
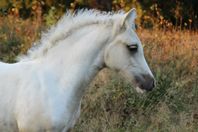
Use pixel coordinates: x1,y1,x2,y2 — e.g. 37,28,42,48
104,9,155,93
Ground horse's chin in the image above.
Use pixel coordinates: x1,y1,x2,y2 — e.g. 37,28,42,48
135,86,145,94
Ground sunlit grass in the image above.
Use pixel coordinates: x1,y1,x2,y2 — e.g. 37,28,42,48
73,29,198,131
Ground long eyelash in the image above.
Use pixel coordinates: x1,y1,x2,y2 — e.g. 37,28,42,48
127,44,138,51
128,45,137,49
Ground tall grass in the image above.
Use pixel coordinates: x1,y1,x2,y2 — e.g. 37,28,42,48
73,29,198,131
0,15,197,131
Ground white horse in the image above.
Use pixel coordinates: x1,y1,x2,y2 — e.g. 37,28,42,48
0,8,155,132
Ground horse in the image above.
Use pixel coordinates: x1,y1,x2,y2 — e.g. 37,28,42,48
0,8,155,132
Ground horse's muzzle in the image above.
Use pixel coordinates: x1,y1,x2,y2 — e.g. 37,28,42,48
135,74,155,91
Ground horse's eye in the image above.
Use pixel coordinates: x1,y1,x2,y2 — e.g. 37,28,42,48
127,44,138,52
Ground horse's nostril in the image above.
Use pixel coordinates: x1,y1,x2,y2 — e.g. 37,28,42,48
134,74,155,91
146,77,155,91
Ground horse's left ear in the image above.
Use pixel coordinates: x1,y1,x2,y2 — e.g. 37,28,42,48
122,8,137,28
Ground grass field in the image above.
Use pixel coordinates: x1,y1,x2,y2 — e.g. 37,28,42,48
72,29,198,132
0,15,198,131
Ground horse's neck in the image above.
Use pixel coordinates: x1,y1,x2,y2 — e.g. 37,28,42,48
41,25,110,98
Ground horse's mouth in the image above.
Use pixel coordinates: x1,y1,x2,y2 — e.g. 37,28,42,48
133,74,155,92
135,86,145,94
128,79,147,94
134,81,154,93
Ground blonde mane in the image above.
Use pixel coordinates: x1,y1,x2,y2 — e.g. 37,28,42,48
19,9,124,61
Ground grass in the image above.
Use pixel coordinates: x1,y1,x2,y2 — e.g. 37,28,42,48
73,29,198,131
0,15,198,131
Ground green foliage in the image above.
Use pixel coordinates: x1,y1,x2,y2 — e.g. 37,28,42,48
44,7,60,27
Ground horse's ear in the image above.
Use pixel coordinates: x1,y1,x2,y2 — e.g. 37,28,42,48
122,8,137,29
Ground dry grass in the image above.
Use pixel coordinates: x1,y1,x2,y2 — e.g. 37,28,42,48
73,29,198,132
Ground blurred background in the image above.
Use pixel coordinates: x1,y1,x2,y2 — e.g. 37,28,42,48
1,0,198,29
0,0,198,131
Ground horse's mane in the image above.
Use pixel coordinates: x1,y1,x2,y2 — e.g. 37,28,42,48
18,9,124,61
